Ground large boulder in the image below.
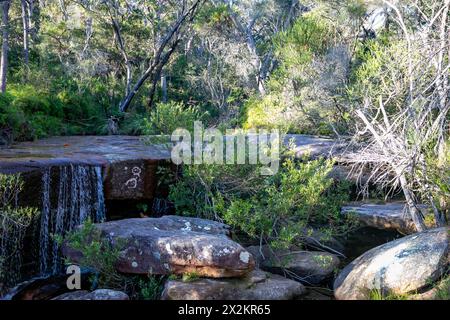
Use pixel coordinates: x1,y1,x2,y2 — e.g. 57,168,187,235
246,245,340,285
341,202,430,234
334,227,449,300
53,289,129,300
162,269,306,300
62,215,255,278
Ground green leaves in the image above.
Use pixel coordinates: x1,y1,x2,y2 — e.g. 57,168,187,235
221,156,348,248
170,154,354,249
0,174,39,293
148,101,205,135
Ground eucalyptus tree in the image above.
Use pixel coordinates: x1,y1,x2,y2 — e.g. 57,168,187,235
216,0,305,96
91,0,205,112
0,0,10,92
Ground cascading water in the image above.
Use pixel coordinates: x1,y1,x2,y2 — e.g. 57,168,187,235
152,198,173,216
38,164,106,276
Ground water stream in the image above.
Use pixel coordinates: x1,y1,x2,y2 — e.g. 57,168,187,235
38,164,106,276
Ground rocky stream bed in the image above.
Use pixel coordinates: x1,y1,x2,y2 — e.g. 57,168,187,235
0,135,448,300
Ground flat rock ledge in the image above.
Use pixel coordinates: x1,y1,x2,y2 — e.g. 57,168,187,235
162,269,306,300
334,227,449,300
53,289,129,300
62,215,255,278
341,202,430,234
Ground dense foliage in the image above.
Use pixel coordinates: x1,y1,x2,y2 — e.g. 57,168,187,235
0,174,38,294
169,153,358,248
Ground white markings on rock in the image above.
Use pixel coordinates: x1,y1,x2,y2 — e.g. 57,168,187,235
165,243,174,255
239,251,250,264
182,221,192,231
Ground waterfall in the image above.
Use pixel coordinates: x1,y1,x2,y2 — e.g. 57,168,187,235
39,169,51,274
152,198,173,216
38,164,106,276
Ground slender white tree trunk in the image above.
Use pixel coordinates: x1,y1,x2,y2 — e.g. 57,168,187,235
21,0,30,68
0,0,11,93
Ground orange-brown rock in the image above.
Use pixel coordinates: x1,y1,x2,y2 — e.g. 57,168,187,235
62,215,255,277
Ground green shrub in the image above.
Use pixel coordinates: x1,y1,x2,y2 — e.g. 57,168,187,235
119,112,153,135
62,219,125,289
435,276,450,300
242,13,341,135
148,101,205,134
169,154,357,248
0,83,108,141
10,85,61,117
138,276,163,300
219,157,356,248
0,93,30,142
169,161,267,219
0,174,39,293
182,271,200,283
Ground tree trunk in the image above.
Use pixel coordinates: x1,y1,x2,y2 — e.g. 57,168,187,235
21,0,30,68
399,174,426,232
161,70,167,103
118,0,203,113
0,0,10,93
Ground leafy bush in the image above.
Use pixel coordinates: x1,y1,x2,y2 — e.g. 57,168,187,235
148,101,205,134
169,154,356,248
138,276,163,300
218,157,356,248
0,84,108,141
62,219,125,289
0,93,29,143
169,162,267,220
10,85,60,117
435,276,450,300
0,174,39,294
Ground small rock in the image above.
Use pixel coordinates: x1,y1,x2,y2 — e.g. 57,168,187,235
334,227,449,300
53,289,129,300
162,269,306,300
246,245,340,285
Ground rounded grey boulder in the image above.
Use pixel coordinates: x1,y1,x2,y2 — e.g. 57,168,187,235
334,227,449,300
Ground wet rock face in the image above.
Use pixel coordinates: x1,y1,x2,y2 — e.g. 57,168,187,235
162,269,306,300
246,245,340,285
0,136,172,202
341,202,426,234
104,159,159,200
334,227,449,300
62,216,255,278
52,289,129,300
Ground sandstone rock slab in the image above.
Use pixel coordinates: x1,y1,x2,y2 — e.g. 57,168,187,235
341,202,430,234
63,215,255,278
162,269,306,300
